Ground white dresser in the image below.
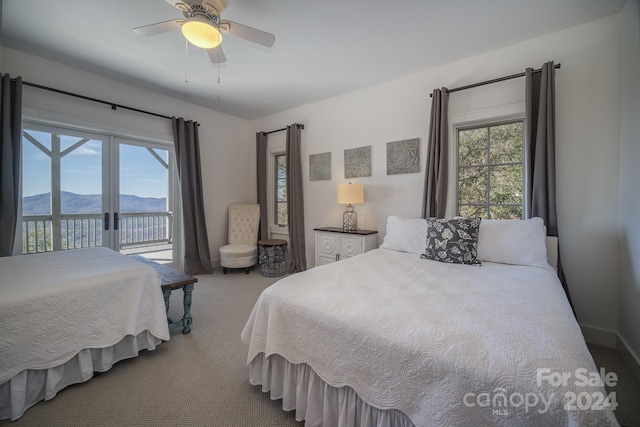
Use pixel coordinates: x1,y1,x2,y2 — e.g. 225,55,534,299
314,227,378,266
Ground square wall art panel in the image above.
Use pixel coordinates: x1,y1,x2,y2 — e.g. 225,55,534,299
387,138,420,175
309,152,331,181
344,146,371,178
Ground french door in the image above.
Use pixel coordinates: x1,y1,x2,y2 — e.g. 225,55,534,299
21,122,178,265
114,137,177,264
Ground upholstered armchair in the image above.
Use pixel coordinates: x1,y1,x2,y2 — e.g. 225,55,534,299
219,204,261,274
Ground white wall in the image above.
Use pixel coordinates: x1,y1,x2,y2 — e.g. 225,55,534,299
618,0,640,371
2,47,254,268
250,15,623,338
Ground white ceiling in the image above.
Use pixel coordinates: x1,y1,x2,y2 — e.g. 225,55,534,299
2,0,626,120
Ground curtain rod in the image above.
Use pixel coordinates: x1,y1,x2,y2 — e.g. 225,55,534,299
429,63,561,97
263,123,305,135
14,78,173,121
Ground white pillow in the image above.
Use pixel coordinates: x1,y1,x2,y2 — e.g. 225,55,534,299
380,216,428,255
476,217,549,268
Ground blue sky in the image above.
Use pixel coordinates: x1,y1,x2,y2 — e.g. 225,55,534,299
22,129,169,199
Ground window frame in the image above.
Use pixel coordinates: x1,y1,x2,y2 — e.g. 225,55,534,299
19,110,181,265
446,103,528,219
273,152,287,226
455,119,525,219
265,132,289,241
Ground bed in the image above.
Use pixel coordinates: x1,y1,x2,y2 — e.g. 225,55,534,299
0,246,170,421
241,217,619,426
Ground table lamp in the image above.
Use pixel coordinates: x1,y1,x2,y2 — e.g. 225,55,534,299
337,183,364,231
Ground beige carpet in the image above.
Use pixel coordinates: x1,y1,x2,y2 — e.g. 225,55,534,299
587,343,640,427
2,268,639,426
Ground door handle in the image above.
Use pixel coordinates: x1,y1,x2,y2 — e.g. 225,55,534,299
114,212,119,230
104,212,110,230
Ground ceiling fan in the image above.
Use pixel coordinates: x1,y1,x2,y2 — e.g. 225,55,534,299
133,0,275,64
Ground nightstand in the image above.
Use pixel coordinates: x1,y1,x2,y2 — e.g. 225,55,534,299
314,227,378,266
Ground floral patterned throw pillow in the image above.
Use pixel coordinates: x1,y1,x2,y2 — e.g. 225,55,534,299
422,217,482,266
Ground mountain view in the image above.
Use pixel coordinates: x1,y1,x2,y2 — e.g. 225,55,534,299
23,192,167,215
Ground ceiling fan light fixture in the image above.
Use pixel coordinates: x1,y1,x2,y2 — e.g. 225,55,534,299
181,16,222,49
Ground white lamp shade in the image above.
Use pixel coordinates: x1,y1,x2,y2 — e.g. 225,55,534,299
181,17,222,49
337,183,364,205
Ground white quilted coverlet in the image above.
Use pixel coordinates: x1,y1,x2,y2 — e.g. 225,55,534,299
242,248,618,426
0,247,170,384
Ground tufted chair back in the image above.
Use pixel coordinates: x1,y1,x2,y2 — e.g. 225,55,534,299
228,204,260,246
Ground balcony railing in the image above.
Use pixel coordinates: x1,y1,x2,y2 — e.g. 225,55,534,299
118,212,172,249
22,212,172,254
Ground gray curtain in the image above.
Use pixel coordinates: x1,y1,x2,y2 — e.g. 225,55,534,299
172,117,213,275
256,132,268,240
422,87,449,218
286,124,306,273
525,61,574,312
0,74,23,257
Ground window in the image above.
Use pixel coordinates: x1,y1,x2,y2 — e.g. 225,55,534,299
274,153,287,226
457,121,524,219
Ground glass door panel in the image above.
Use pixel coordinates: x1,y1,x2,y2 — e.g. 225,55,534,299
21,129,53,253
21,124,109,252
59,136,105,249
22,129,52,215
117,139,174,265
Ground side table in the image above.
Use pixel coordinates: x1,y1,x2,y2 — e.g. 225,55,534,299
258,239,288,277
313,227,378,266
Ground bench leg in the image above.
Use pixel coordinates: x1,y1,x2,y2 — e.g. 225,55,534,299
162,288,172,321
181,283,194,334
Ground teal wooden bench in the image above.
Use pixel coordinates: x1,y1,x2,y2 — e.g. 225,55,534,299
130,255,197,334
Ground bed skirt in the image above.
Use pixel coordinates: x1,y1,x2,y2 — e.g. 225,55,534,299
0,331,163,421
248,353,415,427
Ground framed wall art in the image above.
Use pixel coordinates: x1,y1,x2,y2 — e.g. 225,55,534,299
344,146,371,178
387,138,420,175
309,152,331,181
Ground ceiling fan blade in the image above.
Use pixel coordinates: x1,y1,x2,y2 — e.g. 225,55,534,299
219,20,275,47
133,19,183,37
207,45,227,63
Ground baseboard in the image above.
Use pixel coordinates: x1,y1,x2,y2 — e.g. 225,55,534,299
616,334,640,384
580,325,640,384
580,324,617,348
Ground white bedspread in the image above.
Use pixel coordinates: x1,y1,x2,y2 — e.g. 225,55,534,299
242,248,618,426
0,247,170,385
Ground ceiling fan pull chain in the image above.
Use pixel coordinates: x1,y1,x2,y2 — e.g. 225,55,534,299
185,39,190,83
217,27,221,84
